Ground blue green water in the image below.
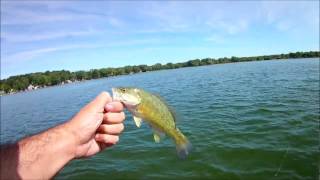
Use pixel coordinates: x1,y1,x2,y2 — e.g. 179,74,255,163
1,58,319,179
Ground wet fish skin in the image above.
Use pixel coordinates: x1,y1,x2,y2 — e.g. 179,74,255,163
112,87,192,159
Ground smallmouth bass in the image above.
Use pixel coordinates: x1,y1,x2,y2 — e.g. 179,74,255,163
112,87,192,159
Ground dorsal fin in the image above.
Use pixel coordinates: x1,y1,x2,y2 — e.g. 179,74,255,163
152,93,178,125
167,104,178,123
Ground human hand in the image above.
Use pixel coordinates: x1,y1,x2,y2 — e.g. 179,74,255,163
66,92,125,158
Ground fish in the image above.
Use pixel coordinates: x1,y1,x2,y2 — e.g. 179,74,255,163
112,87,192,159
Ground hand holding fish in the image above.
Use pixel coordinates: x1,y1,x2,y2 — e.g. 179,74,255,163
0,92,126,179
67,91,126,158
0,89,191,180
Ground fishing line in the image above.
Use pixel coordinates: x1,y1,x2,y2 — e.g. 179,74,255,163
274,142,289,176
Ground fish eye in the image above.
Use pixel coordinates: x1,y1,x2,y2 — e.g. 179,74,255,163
120,88,126,92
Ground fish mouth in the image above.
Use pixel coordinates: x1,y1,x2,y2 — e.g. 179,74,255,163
111,88,120,101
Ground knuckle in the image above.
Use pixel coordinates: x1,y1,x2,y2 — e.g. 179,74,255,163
103,125,109,132
103,113,108,119
105,113,112,120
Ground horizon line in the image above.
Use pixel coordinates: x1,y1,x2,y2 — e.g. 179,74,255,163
1,50,319,80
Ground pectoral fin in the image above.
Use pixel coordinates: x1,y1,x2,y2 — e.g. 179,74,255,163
133,116,142,128
153,133,161,143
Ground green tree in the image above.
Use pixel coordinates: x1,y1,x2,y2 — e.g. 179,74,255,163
187,59,201,66
0,51,319,94
165,63,174,69
75,71,87,80
132,66,141,73
138,65,148,72
230,56,239,62
200,58,214,65
152,63,162,71
91,69,100,79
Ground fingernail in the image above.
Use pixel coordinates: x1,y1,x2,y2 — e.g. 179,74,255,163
106,103,113,110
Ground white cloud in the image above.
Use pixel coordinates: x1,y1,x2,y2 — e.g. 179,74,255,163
1,1,318,78
2,37,164,65
276,21,295,32
0,1,126,46
1,1,97,25
2,29,99,43
261,1,319,32
107,17,124,27
205,34,225,44
4,47,61,63
2,44,102,65
2,9,76,25
104,38,164,47
206,19,249,35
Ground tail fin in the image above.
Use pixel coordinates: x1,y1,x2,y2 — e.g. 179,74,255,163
174,129,192,159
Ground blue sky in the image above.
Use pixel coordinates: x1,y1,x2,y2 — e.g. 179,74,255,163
1,1,319,79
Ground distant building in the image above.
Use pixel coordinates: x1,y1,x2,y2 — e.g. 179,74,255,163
27,85,35,91
27,84,39,91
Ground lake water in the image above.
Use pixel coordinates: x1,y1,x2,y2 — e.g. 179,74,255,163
1,58,319,179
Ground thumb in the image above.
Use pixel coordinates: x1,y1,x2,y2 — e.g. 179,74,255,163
85,92,112,113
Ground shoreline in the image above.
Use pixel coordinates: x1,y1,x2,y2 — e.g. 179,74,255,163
0,72,142,96
1,56,319,96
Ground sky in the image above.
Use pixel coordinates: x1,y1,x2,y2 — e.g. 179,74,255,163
1,1,319,79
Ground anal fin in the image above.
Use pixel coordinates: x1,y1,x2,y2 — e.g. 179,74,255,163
152,128,165,143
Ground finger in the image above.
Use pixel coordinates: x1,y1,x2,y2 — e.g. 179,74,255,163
105,102,124,112
103,112,125,124
98,142,113,151
86,92,112,113
98,123,124,135
95,134,119,144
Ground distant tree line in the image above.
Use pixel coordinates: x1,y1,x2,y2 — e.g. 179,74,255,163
1,51,319,94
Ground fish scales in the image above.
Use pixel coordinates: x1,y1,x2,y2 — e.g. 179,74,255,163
112,87,192,159
138,93,176,136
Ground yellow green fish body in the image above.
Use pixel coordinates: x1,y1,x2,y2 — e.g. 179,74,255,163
112,87,192,159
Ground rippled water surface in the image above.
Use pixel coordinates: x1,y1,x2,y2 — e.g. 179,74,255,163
1,58,319,179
